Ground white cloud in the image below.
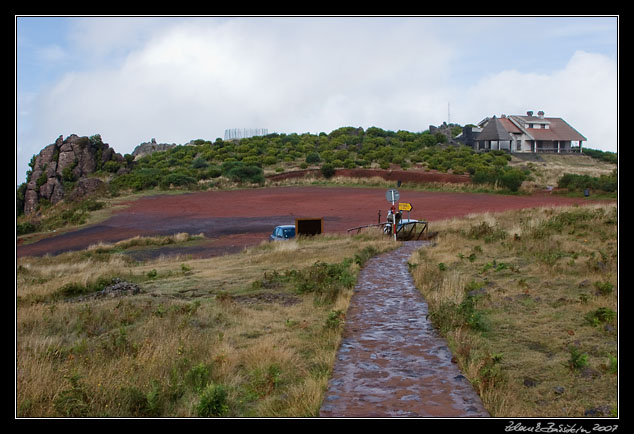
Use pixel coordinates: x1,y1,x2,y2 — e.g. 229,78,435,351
21,18,456,155
456,50,617,152
16,17,618,185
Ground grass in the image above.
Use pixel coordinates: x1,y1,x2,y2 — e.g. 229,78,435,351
409,203,618,417
16,230,396,417
510,153,616,190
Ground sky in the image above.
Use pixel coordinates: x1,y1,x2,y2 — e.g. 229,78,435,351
15,16,618,185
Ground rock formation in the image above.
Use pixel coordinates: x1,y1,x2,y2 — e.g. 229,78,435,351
22,134,126,215
131,138,177,159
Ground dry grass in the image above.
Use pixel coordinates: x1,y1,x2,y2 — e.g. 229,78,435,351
16,230,395,417
510,154,616,189
409,203,618,417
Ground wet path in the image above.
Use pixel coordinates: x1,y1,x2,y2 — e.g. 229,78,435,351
319,241,489,418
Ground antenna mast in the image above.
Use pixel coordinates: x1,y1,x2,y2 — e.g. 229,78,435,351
448,102,451,125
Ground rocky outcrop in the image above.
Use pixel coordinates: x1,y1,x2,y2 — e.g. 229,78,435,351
22,134,125,215
131,138,177,159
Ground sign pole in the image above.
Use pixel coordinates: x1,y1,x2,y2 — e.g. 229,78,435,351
386,189,400,242
391,190,396,241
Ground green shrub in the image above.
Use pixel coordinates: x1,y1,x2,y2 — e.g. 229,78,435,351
53,275,117,300
159,171,197,189
428,294,488,334
320,163,335,179
585,307,616,327
192,157,209,169
204,167,222,179
17,221,37,235
567,345,589,371
294,259,355,304
594,280,614,295
54,373,89,417
122,381,164,417
196,384,229,417
558,170,617,193
185,363,211,392
499,168,526,192
222,162,264,184
262,156,278,166
305,152,321,164
325,309,345,329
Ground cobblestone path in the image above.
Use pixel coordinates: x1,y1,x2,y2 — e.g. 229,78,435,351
319,241,489,418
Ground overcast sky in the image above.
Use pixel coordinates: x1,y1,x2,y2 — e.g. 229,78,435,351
15,16,618,185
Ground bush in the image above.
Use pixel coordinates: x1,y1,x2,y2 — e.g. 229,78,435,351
558,170,617,193
17,221,37,235
185,363,211,392
111,168,163,192
294,259,355,304
204,167,222,179
499,168,526,192
321,163,336,179
196,384,229,417
192,157,209,169
585,307,616,327
305,152,321,164
224,163,264,184
159,172,197,189
567,345,589,371
583,148,617,164
262,156,278,166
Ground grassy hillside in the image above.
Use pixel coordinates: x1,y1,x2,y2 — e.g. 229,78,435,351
409,203,618,417
17,125,617,237
109,127,531,194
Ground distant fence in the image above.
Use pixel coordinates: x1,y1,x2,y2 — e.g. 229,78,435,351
224,128,269,140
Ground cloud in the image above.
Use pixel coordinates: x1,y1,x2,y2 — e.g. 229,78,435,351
16,17,617,186
21,18,456,154
456,50,617,152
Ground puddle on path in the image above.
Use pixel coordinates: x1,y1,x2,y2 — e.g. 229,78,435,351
319,241,489,418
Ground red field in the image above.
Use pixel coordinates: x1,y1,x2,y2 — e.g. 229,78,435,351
17,186,601,259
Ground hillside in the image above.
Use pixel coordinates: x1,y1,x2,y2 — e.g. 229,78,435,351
15,127,618,418
17,126,617,236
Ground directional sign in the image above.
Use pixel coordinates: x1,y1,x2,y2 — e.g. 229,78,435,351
398,202,413,212
386,189,400,203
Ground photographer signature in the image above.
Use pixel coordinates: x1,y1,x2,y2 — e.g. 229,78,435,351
505,421,618,433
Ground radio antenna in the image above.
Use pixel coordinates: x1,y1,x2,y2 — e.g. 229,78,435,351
448,102,451,125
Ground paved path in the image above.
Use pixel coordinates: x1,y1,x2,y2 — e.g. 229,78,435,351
319,241,489,418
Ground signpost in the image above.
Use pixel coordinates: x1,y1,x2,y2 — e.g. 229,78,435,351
386,189,399,241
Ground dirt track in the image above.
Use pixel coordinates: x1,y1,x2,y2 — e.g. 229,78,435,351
17,186,598,259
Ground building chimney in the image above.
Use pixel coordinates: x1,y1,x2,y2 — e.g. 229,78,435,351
526,111,533,117
537,110,544,119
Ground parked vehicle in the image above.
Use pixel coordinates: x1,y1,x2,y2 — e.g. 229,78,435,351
269,224,296,241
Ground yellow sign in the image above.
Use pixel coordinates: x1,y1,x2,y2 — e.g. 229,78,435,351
398,202,412,212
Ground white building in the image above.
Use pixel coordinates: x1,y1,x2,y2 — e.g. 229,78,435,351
473,111,587,153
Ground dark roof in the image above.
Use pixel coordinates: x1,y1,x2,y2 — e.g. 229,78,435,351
476,117,517,141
